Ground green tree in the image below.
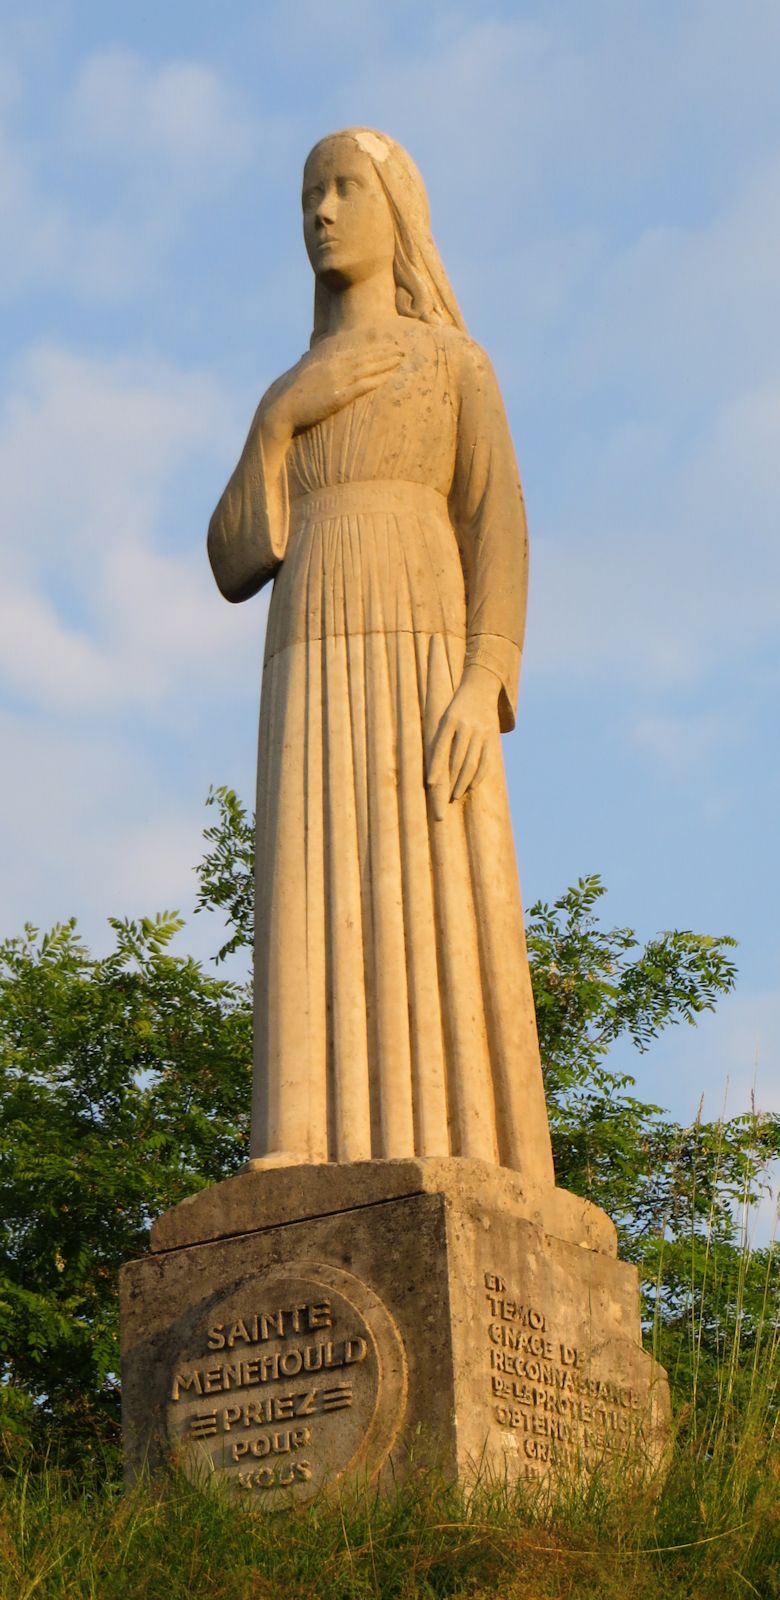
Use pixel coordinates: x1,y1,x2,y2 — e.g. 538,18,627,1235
0,912,250,1464
527,874,740,1220
527,878,779,1423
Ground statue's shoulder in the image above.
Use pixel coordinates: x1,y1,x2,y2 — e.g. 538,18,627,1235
429,322,474,354
430,322,491,367
427,324,498,395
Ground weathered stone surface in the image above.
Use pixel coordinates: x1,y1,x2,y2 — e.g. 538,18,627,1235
163,1261,407,1501
122,1168,668,1504
150,1158,617,1257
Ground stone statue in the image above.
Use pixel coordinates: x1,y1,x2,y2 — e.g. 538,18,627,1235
207,127,554,1189
121,131,671,1500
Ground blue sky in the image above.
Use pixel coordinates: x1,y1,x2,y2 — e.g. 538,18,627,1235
1,1,778,1158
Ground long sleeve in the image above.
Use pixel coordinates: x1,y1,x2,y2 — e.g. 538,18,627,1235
448,339,528,732
207,406,289,604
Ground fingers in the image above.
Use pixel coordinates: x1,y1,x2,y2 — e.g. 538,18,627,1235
333,349,402,384
351,353,402,374
325,355,402,417
360,343,404,362
426,716,453,795
447,724,470,790
336,362,401,397
427,712,490,817
335,368,400,407
451,734,485,802
426,715,453,824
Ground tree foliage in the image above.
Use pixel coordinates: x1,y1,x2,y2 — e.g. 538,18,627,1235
0,911,250,1462
528,875,742,1222
194,786,254,965
1,787,778,1468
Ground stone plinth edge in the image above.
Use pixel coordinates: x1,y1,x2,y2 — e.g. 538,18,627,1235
150,1158,617,1258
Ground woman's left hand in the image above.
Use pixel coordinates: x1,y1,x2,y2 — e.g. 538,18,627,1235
426,664,500,821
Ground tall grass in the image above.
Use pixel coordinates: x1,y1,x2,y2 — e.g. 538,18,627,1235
1,1434,778,1600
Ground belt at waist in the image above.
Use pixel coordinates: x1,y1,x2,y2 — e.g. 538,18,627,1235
289,479,449,523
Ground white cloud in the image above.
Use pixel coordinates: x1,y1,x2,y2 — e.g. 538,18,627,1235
0,586,106,707
66,49,252,176
524,364,780,690
569,152,780,408
630,712,728,778
682,383,780,551
0,709,213,953
108,811,209,912
0,344,261,713
0,43,258,302
0,121,68,295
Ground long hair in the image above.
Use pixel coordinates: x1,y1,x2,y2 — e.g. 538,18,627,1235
307,128,467,344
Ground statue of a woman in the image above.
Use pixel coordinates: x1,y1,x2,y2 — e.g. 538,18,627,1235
208,128,555,1189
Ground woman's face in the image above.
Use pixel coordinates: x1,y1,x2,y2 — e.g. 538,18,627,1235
302,137,395,288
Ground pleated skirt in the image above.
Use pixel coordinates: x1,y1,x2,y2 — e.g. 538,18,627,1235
251,481,553,1180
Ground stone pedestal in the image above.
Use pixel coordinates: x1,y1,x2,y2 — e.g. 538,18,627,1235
120,1159,670,1504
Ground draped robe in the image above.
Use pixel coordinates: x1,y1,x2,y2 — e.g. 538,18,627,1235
208,319,555,1186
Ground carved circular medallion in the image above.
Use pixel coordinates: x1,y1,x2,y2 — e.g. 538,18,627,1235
165,1260,407,1502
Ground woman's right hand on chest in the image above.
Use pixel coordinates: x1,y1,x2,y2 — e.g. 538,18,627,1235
260,338,403,446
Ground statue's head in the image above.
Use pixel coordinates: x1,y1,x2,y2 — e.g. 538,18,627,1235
303,128,465,342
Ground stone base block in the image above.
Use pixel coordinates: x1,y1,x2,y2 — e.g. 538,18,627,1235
120,1159,670,1505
